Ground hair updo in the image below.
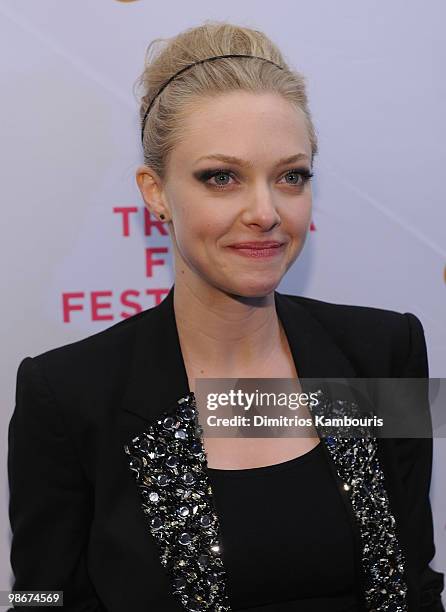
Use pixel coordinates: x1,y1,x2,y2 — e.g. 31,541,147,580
134,20,319,180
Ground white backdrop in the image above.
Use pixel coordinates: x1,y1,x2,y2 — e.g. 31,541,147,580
1,0,444,604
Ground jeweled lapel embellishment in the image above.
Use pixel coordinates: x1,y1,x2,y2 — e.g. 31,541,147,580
125,388,409,612
311,390,408,612
124,392,232,612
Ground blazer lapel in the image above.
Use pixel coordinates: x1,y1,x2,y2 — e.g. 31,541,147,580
120,285,190,426
122,285,409,612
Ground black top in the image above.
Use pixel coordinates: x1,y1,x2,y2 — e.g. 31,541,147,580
206,442,359,611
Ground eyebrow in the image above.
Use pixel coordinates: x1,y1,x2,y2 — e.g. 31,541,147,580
193,153,310,168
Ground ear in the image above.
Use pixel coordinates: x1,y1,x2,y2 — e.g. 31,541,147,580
135,165,169,221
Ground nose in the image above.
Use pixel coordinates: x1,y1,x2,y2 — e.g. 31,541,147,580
240,184,281,231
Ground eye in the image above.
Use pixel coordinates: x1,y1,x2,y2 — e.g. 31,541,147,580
200,169,236,188
281,168,314,187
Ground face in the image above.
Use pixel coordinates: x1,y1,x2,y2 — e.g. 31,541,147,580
137,91,313,298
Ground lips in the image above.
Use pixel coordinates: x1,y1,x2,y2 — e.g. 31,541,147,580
229,241,284,249
227,242,286,259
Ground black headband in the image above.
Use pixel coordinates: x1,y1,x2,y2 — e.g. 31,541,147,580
141,53,284,143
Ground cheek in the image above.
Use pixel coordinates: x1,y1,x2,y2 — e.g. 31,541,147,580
173,206,227,256
286,196,312,234
179,203,231,242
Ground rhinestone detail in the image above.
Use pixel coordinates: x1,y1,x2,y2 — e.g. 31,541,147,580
310,389,408,611
124,393,231,611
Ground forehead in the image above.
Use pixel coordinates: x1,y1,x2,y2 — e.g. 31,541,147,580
171,92,312,165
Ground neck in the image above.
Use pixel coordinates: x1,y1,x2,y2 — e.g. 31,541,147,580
173,278,283,376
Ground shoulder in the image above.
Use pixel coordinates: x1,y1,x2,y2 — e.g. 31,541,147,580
280,292,428,377
17,306,158,402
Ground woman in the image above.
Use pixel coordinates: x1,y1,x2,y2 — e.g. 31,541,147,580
7,20,444,612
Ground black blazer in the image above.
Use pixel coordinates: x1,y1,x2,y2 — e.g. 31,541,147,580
7,285,445,611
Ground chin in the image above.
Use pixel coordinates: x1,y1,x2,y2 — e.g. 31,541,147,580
226,278,281,299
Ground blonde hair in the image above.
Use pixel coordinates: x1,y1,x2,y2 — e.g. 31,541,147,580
135,20,318,179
